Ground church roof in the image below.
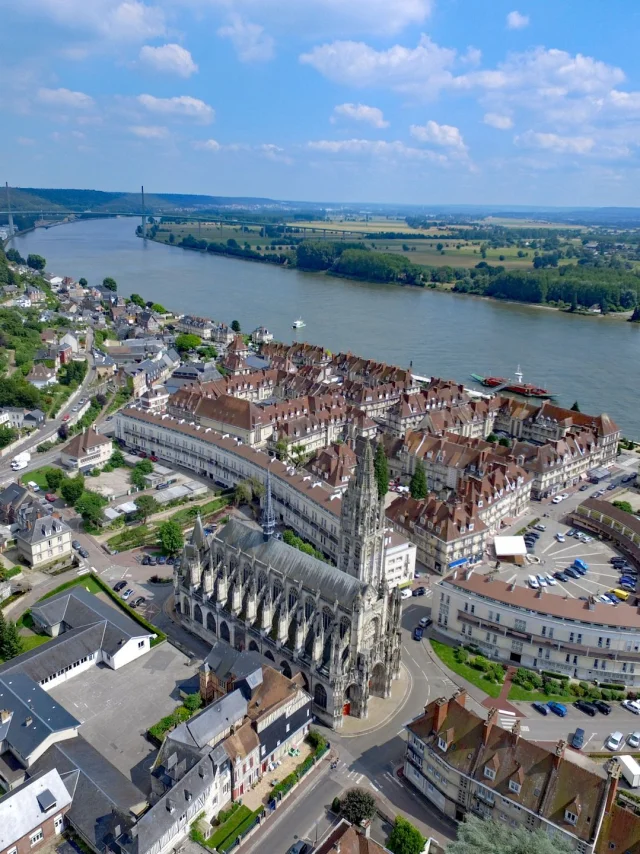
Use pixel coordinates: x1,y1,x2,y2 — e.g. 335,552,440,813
214,518,366,607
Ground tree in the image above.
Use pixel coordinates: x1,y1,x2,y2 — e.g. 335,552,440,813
234,481,253,506
79,277,88,287
110,448,125,467
410,461,428,500
27,254,46,271
498,437,511,447
231,320,241,332
387,816,426,854
57,424,69,441
131,459,153,489
175,333,202,353
613,500,634,514
571,401,581,412
0,619,23,661
183,692,202,713
339,789,376,826
45,467,64,490
374,443,389,500
197,345,218,360
102,277,117,292
159,520,183,555
95,393,107,407
0,425,16,449
135,494,159,523
75,491,107,526
129,293,146,307
60,475,85,504
150,303,166,313
446,815,573,854
6,248,25,264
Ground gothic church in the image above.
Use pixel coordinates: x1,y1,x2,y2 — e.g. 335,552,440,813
173,441,402,728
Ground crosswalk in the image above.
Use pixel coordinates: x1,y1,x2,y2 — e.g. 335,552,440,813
498,710,529,732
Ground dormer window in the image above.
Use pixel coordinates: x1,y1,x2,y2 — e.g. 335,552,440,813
565,810,578,825
508,780,521,794
437,736,448,752
484,766,496,780
469,523,474,532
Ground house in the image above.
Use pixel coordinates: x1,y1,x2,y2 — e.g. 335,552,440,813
14,505,73,569
138,311,160,334
315,820,391,854
0,482,31,524
40,330,58,346
24,409,45,429
308,442,357,495
25,286,45,304
34,348,60,370
60,427,113,471
59,332,79,354
0,768,72,853
26,365,56,389
57,344,73,365
251,326,273,345
171,361,223,386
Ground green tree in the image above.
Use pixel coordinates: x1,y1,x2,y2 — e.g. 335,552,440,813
150,303,166,313
129,293,146,307
45,467,64,490
159,520,184,555
197,345,218,360
102,277,117,292
75,491,107,526
571,401,581,412
135,494,160,523
339,788,376,826
234,481,253,506
0,425,16,449
231,320,241,332
498,436,511,447
175,333,202,353
78,277,88,287
613,500,633,514
6,248,25,264
27,254,46,271
110,448,125,467
0,619,23,661
374,442,389,500
447,815,572,854
387,816,426,854
60,474,85,504
131,459,154,489
183,692,202,713
410,461,428,500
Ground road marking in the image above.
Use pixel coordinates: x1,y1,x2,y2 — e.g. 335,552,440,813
506,574,517,584
521,725,530,732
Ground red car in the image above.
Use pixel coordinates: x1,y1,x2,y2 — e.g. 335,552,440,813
62,414,70,422
138,451,147,458
149,455,158,462
45,493,57,503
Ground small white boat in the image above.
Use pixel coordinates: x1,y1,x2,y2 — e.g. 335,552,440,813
292,317,306,329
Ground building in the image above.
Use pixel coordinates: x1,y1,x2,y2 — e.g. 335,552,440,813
168,391,272,447
174,446,403,729
433,566,640,685
251,326,273,345
308,442,357,495
14,506,73,569
26,365,56,389
404,690,617,854
0,768,72,853
315,819,391,854
0,483,30,524
571,499,640,566
60,333,79,354
60,427,113,471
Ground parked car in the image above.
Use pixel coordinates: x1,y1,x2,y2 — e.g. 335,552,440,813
78,548,89,559
149,455,158,462
156,483,169,490
574,559,589,571
419,617,432,629
113,581,127,592
536,574,547,587
148,557,157,567
612,557,627,565
166,557,175,565
579,484,589,491
593,700,612,715
555,533,566,542
606,731,625,750
554,571,569,582
401,588,412,599
534,523,546,531
574,700,598,717
413,586,427,596
528,531,540,539
607,483,617,491
547,701,568,717
528,575,540,589
62,414,70,422
628,732,640,749
45,492,57,503
413,627,423,641
622,700,640,715
564,567,580,579
141,555,151,566
122,589,133,600
552,495,564,504
132,597,146,608
138,451,147,458
157,555,167,565
286,842,309,854
532,702,549,716
72,540,81,550
571,728,585,750
544,573,557,586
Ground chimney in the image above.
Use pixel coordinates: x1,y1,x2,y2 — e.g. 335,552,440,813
432,697,449,734
511,718,521,746
483,708,497,745
452,689,466,708
166,798,174,813
25,716,33,727
553,739,566,770
0,709,11,724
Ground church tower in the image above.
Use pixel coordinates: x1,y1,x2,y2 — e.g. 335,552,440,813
339,440,386,587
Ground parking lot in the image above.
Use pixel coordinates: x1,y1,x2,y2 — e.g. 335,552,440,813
49,643,198,792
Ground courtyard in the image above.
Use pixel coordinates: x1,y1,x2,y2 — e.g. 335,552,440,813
49,642,199,792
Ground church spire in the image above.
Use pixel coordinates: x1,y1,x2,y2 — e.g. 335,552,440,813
262,469,276,541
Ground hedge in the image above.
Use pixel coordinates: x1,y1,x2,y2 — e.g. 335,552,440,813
208,805,251,849
541,671,570,681
600,683,626,691
148,706,191,743
218,808,264,852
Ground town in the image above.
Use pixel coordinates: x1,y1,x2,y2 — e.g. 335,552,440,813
1,248,640,854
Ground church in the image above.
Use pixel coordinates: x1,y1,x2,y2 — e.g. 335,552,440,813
173,441,402,729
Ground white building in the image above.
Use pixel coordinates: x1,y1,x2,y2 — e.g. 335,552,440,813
60,427,113,471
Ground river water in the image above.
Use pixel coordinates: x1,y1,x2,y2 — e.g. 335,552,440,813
10,218,640,436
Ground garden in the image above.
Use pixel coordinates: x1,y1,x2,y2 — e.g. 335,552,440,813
430,640,505,698
508,668,627,703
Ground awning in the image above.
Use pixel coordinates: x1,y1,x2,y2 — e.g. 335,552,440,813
449,557,469,569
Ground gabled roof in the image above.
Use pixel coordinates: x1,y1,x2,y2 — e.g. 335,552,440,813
167,690,247,751
0,768,72,850
63,427,111,458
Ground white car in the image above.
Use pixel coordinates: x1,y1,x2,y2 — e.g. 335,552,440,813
528,575,539,589
622,700,640,715
544,573,557,586
628,732,640,749
606,731,625,750
555,533,565,542
560,493,569,500
583,536,594,543
401,588,413,600
552,495,564,504
27,481,40,492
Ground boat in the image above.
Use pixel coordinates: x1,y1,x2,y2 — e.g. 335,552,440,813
292,318,306,329
470,366,556,399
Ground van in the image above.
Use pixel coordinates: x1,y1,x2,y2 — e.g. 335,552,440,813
401,588,413,600
611,588,630,601
573,559,589,571
528,575,539,589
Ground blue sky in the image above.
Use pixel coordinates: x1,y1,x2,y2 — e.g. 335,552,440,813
2,0,640,205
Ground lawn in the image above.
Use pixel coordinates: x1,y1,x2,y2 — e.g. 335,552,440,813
39,576,103,600
430,640,503,698
22,465,62,491
507,684,572,703
208,805,252,850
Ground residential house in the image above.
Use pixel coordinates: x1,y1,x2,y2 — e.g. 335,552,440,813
24,410,45,429
251,326,273,344
170,361,223,386
138,311,161,334
34,348,60,370
60,427,113,471
26,365,56,389
175,315,215,341
0,482,30,524
0,768,72,853
40,330,58,346
14,505,73,569
168,391,272,447
308,442,357,495
139,387,170,415
315,820,391,854
60,333,79,354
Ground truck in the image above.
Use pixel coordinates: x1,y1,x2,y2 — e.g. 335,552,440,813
11,451,31,471
617,755,640,788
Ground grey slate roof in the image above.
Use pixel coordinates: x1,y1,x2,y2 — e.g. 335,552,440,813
168,689,247,751
0,768,72,850
215,517,366,606
0,624,107,683
0,673,79,761
31,736,147,853
203,642,264,683
0,482,29,513
16,513,70,546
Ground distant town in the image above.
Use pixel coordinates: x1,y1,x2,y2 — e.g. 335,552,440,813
0,244,640,854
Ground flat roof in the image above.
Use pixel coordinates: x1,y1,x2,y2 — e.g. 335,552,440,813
494,535,527,557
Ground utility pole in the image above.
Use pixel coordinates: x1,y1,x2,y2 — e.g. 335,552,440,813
140,185,146,239
5,182,15,236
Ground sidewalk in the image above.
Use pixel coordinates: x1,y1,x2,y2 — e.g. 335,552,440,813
482,665,522,716
339,662,412,736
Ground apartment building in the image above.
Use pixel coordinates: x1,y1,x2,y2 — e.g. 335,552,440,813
434,568,640,685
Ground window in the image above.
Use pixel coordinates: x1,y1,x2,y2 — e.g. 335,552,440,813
484,766,496,780
509,780,521,794
30,830,44,847
138,641,144,648
570,632,575,642
8,848,17,854
54,815,64,833
565,810,578,825
437,737,448,752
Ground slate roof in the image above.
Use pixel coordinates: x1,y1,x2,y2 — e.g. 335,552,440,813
16,512,70,546
215,517,366,606
0,768,72,850
202,643,264,683
30,736,147,853
0,672,79,761
0,483,29,514
168,690,247,751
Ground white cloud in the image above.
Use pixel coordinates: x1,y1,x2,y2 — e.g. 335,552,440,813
129,124,169,138
332,103,388,128
483,112,513,129
17,0,165,41
194,138,222,151
609,90,640,112
506,11,530,30
139,44,198,77
137,94,214,123
37,87,94,109
515,131,595,155
193,139,291,162
410,119,466,149
307,138,446,162
257,143,292,163
218,15,274,62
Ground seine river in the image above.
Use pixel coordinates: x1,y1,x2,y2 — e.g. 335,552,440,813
10,217,640,436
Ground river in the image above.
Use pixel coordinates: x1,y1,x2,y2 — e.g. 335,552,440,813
9,218,640,436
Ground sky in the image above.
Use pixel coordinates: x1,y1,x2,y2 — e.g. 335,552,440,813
2,0,640,206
